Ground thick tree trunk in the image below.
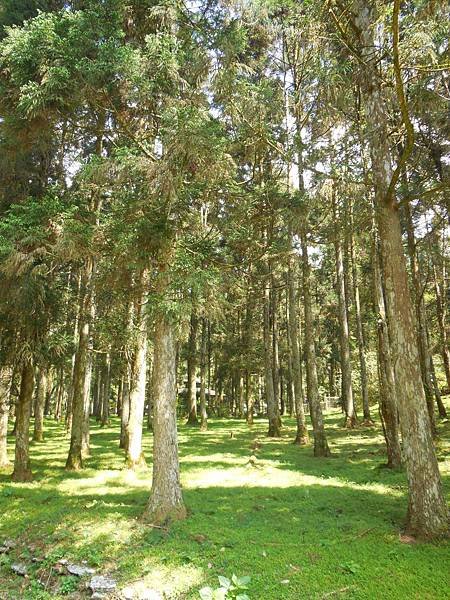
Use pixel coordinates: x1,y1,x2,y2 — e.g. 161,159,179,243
186,312,199,425
33,368,47,442
66,257,94,470
120,373,131,449
12,361,35,482
354,1,449,538
199,317,208,431
299,236,331,455
332,192,357,428
0,366,12,468
287,260,309,446
125,279,148,469
143,312,186,524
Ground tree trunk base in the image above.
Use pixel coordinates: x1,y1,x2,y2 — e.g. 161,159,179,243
200,421,208,431
185,417,199,427
344,415,358,429
314,443,331,457
125,453,147,470
0,459,11,469
32,433,44,443
361,419,375,427
12,468,33,482
65,455,83,470
142,502,187,526
268,424,281,438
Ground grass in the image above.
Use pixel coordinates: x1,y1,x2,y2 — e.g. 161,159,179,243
0,407,449,600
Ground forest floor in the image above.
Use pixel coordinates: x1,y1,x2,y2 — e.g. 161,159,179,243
0,406,449,600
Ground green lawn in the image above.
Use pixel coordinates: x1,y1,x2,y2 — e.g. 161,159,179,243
0,409,449,599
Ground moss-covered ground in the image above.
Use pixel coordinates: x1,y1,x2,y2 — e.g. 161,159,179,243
0,407,449,599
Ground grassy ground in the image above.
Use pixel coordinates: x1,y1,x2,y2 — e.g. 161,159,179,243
0,408,449,600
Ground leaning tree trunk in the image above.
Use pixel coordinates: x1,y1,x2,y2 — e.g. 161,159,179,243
125,276,149,469
12,360,35,482
33,367,47,442
143,311,186,524
354,0,448,538
299,234,331,455
332,191,357,428
0,366,12,468
186,311,199,425
287,259,309,446
66,258,94,470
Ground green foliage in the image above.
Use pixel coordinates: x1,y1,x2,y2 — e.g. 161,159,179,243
199,574,251,600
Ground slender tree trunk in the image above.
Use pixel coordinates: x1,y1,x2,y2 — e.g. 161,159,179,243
332,191,357,427
373,237,402,468
0,366,12,468
298,236,331,455
350,207,371,423
263,266,281,437
432,261,450,390
404,201,437,433
199,317,208,431
12,361,35,482
186,311,199,425
354,1,448,537
100,351,111,427
287,259,309,446
66,257,94,470
125,276,148,469
143,312,186,524
33,367,47,442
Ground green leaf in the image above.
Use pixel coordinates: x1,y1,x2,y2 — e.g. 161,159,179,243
199,587,213,600
212,589,227,600
217,576,231,589
236,595,250,600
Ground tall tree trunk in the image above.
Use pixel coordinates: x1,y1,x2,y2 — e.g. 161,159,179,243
271,281,281,424
287,259,309,446
404,201,437,433
373,236,402,468
263,265,281,437
199,317,208,431
12,361,35,482
125,276,148,469
332,191,357,427
354,1,448,537
0,366,12,468
299,235,331,455
33,367,47,442
143,312,186,524
350,205,371,423
100,350,111,427
66,257,94,470
186,311,199,425
432,261,450,390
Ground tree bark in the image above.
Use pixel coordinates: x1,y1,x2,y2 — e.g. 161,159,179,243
299,235,331,455
33,367,47,442
332,191,357,427
186,311,199,425
12,361,35,482
199,317,208,431
0,366,12,468
143,312,186,524
263,265,281,437
66,257,94,470
125,276,148,469
354,1,449,537
287,259,309,446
